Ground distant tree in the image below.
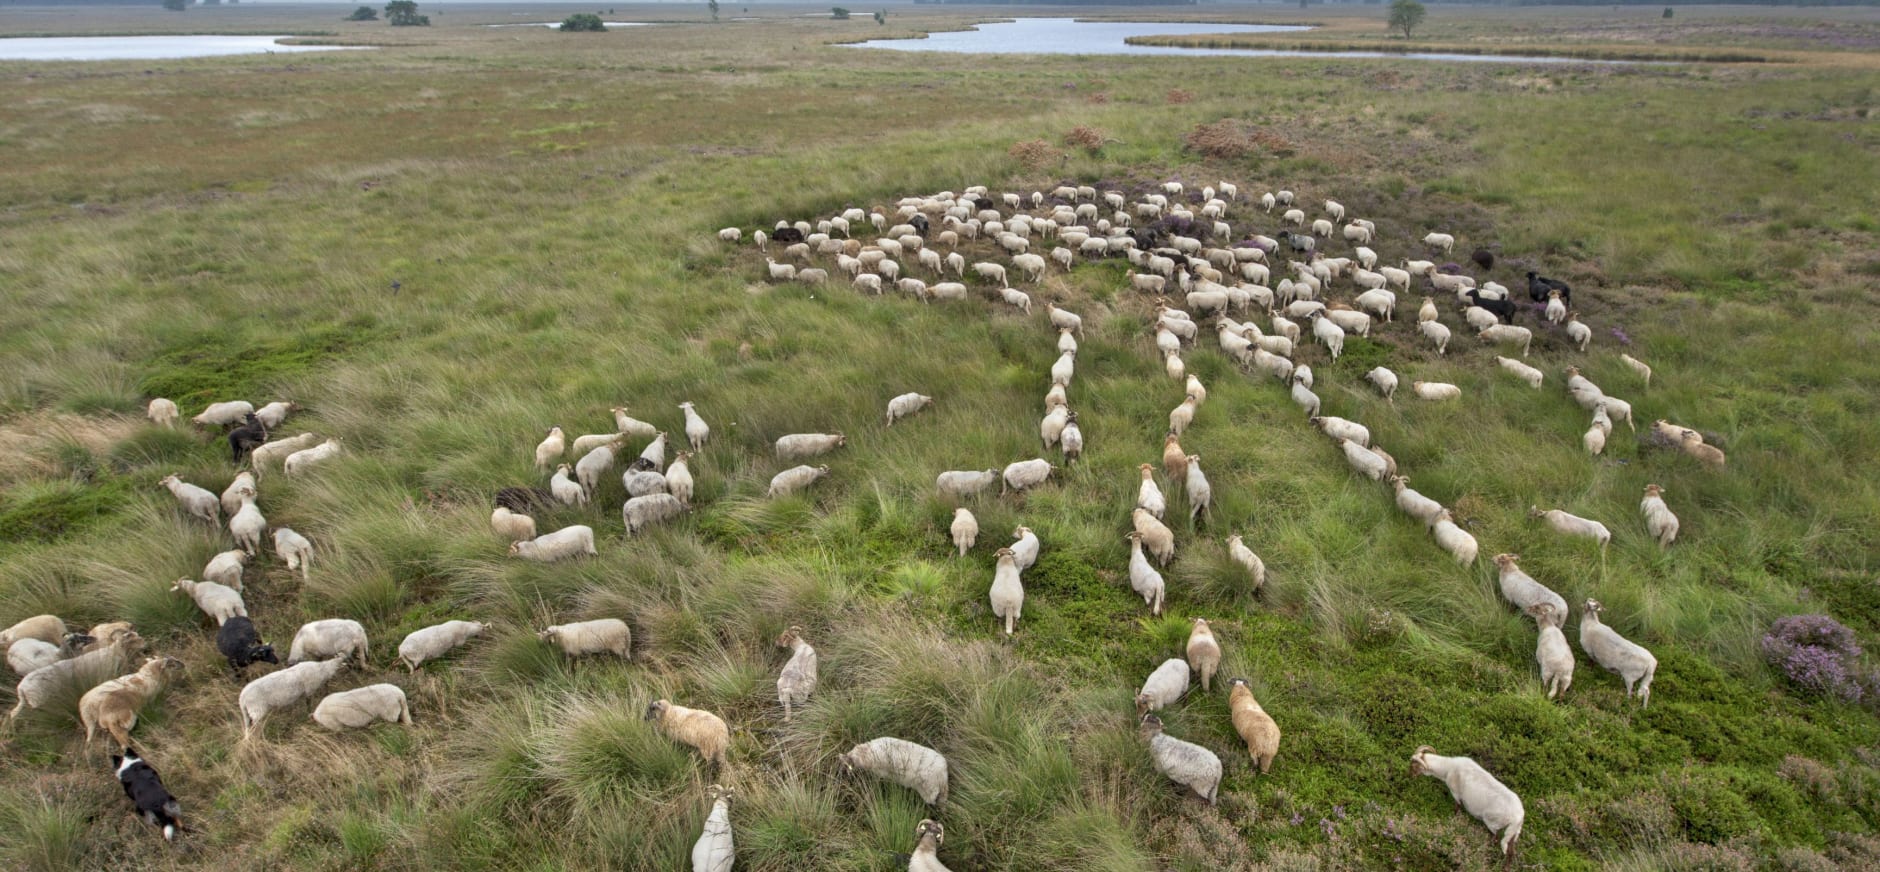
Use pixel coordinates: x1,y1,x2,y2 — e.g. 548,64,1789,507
384,0,429,27
162,0,187,10
1388,0,1426,38
873,9,884,24
831,6,849,18
1663,6,1674,17
346,5,378,20
560,13,606,31
708,0,719,21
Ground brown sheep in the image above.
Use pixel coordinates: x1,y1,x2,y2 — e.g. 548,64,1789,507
80,656,185,749
1227,678,1281,774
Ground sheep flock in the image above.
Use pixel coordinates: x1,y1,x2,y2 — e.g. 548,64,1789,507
4,175,1738,867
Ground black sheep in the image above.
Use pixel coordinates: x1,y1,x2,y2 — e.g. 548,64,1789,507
227,413,268,463
1526,272,1572,306
215,615,278,677
112,747,184,842
1471,248,1496,272
495,486,555,513
909,214,930,236
771,226,805,245
1466,289,1519,324
1275,230,1315,255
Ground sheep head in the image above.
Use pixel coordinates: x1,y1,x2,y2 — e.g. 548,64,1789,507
644,700,670,722
1137,712,1164,734
1644,484,1664,497
1410,746,1436,776
1493,553,1518,570
915,819,944,847
776,626,803,648
1584,599,1604,615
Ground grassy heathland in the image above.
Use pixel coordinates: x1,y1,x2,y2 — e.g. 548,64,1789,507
2,4,1880,870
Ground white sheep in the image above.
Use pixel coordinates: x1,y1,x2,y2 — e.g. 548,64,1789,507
998,286,1032,313
1478,324,1533,357
1528,603,1575,700
1050,350,1076,387
1185,374,1207,406
666,452,696,507
1039,404,1071,449
1140,714,1220,805
283,438,342,477
550,463,586,507
533,427,568,472
622,469,668,498
1310,312,1345,361
691,785,735,872
1492,554,1569,626
1529,506,1610,550
146,398,179,428
854,273,883,295
1000,458,1052,494
1135,658,1190,714
1186,618,1221,693
908,819,951,872
509,525,598,562
1419,319,1452,355
1620,353,1653,387
192,400,255,428
717,227,742,243
1340,438,1388,481
1410,746,1523,863
886,392,934,426
1225,534,1267,592
397,620,485,671
220,471,257,518
1580,599,1657,707
989,548,1025,635
1125,532,1167,616
249,432,322,473
172,578,247,625
539,618,631,659
1184,454,1212,523
7,633,88,676
1390,476,1446,526
679,402,711,451
1290,374,1322,418
1310,416,1369,447
1495,356,1543,389
1430,510,1479,565
570,432,622,457
1133,508,1174,567
775,627,818,720
839,737,949,807
159,474,220,524
765,258,796,282
1640,484,1679,548
0,615,67,649
1281,208,1306,226
1422,232,1456,254
254,401,296,429
228,497,267,556
10,634,144,720
1136,464,1166,519
202,549,248,591
1412,381,1462,402
491,507,538,545
971,262,1006,286
1463,306,1500,332
313,684,411,731
1545,291,1567,324
574,438,622,498
936,469,1000,500
238,656,346,741
1010,526,1040,573
624,492,686,535
288,618,369,667
944,507,978,557
768,464,831,498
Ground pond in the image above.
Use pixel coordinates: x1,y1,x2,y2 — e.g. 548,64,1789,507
0,36,371,62
851,18,1624,63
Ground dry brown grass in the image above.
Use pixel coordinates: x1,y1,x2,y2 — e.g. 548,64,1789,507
1181,119,1294,160
1007,139,1065,171
1063,125,1106,154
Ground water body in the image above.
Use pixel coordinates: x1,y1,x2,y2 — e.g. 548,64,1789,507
485,22,657,28
852,18,1622,64
0,35,372,62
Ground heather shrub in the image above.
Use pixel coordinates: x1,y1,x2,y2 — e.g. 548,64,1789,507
1761,614,1867,703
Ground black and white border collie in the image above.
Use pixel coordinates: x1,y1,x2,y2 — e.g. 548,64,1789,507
111,747,182,842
